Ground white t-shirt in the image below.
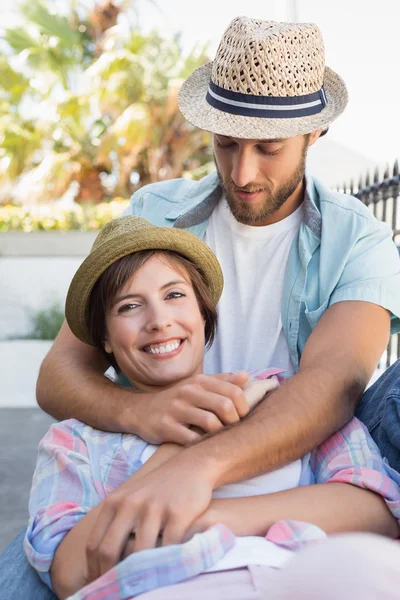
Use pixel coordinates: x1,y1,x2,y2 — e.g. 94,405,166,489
142,201,307,572
204,196,304,377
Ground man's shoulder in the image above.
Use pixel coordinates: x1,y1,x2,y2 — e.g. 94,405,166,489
133,177,196,203
311,176,390,233
313,177,375,220
123,172,219,225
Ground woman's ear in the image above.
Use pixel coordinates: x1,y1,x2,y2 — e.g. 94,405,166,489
104,339,112,354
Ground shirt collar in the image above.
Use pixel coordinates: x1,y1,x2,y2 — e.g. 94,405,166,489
174,170,322,237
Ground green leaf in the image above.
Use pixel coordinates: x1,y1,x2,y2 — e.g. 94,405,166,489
4,27,40,53
20,0,81,46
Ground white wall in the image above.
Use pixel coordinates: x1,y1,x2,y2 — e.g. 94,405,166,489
0,232,96,339
0,340,53,406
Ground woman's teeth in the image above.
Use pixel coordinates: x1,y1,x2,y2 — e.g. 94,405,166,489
145,340,181,355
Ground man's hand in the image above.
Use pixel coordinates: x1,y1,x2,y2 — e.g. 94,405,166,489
85,450,217,581
129,371,250,444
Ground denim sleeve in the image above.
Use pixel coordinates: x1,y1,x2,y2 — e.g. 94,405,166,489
329,218,400,334
122,187,147,217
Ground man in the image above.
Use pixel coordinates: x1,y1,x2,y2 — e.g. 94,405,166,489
1,16,400,599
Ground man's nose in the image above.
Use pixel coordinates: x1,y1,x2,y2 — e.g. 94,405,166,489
231,147,259,188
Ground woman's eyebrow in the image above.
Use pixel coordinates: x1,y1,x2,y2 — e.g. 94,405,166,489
160,279,188,290
113,280,189,305
112,293,138,306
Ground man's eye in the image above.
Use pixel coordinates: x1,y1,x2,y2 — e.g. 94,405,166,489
258,146,282,156
216,139,234,149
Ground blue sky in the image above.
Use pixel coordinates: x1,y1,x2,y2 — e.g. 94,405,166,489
2,0,399,166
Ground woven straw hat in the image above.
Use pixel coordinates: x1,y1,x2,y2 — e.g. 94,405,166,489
178,17,348,139
66,216,224,345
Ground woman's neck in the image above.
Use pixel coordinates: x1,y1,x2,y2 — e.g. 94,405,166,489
127,363,204,394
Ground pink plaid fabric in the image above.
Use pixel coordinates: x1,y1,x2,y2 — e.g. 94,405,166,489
24,370,400,599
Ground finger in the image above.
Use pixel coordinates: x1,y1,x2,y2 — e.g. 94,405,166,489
86,501,116,582
204,374,250,418
162,517,188,548
196,376,251,421
175,405,225,433
133,510,163,553
121,535,136,560
97,504,139,575
243,379,278,410
183,385,241,425
163,423,202,445
214,371,249,386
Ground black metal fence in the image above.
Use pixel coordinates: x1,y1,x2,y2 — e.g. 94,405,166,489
337,159,400,370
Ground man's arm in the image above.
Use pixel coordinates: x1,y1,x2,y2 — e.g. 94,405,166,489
36,321,249,444
82,300,391,568
199,300,390,486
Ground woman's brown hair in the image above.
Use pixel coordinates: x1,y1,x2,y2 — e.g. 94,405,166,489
88,250,218,372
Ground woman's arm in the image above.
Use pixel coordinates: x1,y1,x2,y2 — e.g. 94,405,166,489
186,482,399,540
51,441,183,597
24,419,105,597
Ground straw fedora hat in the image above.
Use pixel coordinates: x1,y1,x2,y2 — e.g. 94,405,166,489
66,216,224,345
178,16,348,139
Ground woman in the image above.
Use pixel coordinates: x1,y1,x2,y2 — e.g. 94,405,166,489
25,216,400,600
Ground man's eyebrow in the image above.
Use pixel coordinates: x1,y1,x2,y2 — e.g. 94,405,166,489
113,280,189,306
217,134,286,143
257,138,286,143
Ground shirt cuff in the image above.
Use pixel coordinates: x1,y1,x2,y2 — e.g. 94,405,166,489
24,503,91,590
66,524,235,600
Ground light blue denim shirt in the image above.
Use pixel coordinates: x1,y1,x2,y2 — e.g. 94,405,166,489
123,171,400,370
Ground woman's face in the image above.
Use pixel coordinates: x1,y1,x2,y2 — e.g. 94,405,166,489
104,254,205,391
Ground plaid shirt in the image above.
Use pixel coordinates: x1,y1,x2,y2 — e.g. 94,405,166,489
24,371,400,600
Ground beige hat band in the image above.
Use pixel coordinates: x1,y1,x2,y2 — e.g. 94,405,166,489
206,79,328,119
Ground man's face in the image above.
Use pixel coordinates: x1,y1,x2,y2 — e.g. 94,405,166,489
213,133,316,226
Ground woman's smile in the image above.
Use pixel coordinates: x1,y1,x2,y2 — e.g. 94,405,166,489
142,338,185,357
104,255,205,391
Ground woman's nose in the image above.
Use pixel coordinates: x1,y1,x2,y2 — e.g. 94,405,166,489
144,304,172,332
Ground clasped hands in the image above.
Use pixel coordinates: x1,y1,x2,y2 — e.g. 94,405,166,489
85,372,277,582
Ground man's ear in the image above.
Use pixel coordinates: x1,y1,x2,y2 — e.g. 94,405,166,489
307,129,323,147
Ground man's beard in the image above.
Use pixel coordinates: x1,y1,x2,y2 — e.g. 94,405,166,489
216,142,308,225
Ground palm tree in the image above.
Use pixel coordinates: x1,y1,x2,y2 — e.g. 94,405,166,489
0,0,212,204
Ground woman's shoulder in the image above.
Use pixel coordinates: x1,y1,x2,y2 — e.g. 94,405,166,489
39,418,148,459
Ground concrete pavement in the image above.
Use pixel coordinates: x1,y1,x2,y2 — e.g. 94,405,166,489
0,408,54,552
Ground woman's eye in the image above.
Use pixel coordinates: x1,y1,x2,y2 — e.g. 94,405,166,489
118,303,139,313
166,291,185,300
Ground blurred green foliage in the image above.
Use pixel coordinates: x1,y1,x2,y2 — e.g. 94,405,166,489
0,198,129,231
0,0,213,207
23,301,65,340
